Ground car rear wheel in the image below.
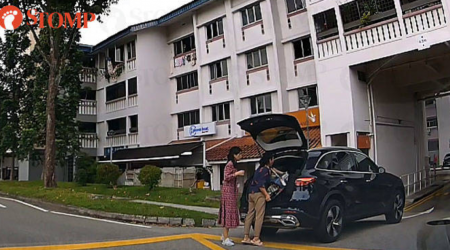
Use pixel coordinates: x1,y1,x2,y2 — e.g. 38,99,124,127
314,200,344,243
385,191,404,224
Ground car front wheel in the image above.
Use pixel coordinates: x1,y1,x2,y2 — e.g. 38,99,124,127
314,200,344,243
385,191,404,224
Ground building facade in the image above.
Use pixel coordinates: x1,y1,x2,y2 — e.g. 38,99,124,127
9,0,449,191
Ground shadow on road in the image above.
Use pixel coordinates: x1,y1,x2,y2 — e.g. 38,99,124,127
255,219,388,246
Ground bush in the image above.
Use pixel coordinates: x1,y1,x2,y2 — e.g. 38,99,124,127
96,163,122,187
75,153,97,186
138,165,162,190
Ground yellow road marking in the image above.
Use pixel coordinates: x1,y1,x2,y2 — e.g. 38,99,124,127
0,234,191,250
199,234,356,250
0,232,357,250
405,195,435,212
192,236,225,250
404,185,448,212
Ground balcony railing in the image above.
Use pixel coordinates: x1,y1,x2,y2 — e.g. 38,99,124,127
78,100,97,115
317,36,342,59
79,67,97,84
126,58,136,71
106,134,127,147
79,133,98,149
404,4,447,35
344,18,402,52
128,132,139,145
128,94,138,107
106,97,126,113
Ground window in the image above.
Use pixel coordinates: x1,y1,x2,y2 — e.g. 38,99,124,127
313,9,338,40
428,140,439,151
241,3,262,26
107,118,126,135
352,153,378,173
177,71,198,91
246,47,268,69
174,35,196,56
425,99,436,107
206,19,224,40
98,52,106,69
251,94,272,115
298,85,318,108
79,89,96,100
209,60,228,80
286,0,305,13
293,37,312,59
127,41,136,60
316,152,355,171
115,45,125,62
427,117,438,128
128,77,137,95
79,122,96,133
212,103,231,122
129,115,138,133
340,0,396,31
177,110,200,128
106,82,126,102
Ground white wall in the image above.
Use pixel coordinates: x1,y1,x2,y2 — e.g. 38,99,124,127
437,96,450,164
136,27,173,146
372,74,417,176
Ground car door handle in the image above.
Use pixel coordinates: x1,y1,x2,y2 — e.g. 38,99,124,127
366,179,372,182
340,180,348,183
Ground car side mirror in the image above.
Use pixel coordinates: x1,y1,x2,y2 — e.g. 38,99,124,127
378,167,386,174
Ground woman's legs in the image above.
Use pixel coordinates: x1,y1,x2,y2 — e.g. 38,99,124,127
243,193,256,240
223,227,229,239
252,193,266,242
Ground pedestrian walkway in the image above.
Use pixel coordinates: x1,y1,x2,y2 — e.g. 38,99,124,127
130,200,219,215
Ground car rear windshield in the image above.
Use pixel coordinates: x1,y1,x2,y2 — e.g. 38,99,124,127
305,151,323,169
258,127,303,146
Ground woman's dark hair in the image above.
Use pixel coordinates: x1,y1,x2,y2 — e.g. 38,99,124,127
227,147,242,164
259,152,274,167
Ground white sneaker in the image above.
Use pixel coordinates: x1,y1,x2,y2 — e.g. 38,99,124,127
221,235,234,243
222,238,235,246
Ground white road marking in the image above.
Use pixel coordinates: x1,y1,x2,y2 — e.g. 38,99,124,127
0,197,48,212
0,196,153,229
50,211,153,229
403,207,434,219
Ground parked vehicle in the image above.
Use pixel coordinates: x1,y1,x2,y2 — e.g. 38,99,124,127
238,114,405,243
443,154,450,169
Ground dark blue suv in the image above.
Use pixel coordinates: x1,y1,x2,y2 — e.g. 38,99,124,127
239,114,405,243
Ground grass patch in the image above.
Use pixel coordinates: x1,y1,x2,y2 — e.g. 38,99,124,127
0,181,218,226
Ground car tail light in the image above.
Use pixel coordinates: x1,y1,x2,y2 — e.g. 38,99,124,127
295,177,316,187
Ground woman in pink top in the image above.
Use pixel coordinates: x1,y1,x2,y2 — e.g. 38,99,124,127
218,146,245,246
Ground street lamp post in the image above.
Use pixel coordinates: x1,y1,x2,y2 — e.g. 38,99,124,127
300,96,311,149
107,130,115,164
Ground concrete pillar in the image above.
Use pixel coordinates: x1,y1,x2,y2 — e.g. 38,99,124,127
212,165,221,191
437,96,450,165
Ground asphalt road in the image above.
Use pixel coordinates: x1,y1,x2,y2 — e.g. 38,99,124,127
0,184,449,250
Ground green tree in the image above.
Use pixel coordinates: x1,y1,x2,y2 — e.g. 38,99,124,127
2,0,118,187
19,28,83,175
0,27,32,180
75,152,97,185
138,166,162,191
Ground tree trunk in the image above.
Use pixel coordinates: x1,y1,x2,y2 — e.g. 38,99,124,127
44,66,58,188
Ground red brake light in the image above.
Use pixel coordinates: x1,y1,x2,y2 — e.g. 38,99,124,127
295,177,316,187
